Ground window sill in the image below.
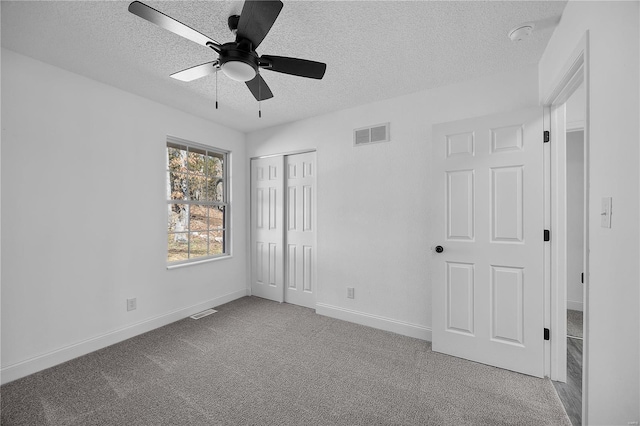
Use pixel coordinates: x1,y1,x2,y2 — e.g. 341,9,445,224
166,255,232,270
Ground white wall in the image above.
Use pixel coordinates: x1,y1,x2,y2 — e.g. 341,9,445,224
539,1,640,424
0,49,249,383
566,130,584,311
247,67,539,339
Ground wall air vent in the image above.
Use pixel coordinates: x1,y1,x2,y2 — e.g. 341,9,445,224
190,308,217,320
353,122,390,146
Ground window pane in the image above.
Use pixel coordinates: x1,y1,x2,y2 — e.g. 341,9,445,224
206,179,224,202
167,147,187,173
187,150,206,174
188,174,207,201
208,229,224,255
206,155,224,178
189,232,208,258
169,204,189,232
209,205,225,229
168,233,189,262
190,204,208,233
169,172,187,200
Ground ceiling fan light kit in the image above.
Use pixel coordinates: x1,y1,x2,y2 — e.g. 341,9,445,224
219,47,258,82
128,0,326,109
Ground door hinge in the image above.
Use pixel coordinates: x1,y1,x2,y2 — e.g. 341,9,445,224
581,272,584,283
544,328,550,341
543,130,550,143
544,229,550,241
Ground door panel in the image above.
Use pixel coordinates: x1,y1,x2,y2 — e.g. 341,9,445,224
490,265,524,345
432,107,544,378
491,166,524,242
251,157,284,302
447,170,475,240
446,262,475,335
284,152,316,308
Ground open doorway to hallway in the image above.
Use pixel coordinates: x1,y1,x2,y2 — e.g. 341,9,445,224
552,82,585,426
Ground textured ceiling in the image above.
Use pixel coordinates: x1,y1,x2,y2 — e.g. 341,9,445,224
1,0,567,133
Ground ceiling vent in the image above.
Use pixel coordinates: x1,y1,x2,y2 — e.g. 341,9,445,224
354,123,390,147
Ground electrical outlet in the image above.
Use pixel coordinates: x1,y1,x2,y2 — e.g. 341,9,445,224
127,298,137,311
347,287,355,299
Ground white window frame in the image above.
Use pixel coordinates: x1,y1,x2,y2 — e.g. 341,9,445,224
166,136,230,267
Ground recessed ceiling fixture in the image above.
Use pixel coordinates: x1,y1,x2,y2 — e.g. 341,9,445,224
508,24,534,42
128,0,327,107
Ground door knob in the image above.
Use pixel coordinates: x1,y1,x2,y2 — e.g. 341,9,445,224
435,245,444,253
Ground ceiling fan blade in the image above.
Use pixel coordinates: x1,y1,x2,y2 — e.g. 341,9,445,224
170,61,220,82
245,74,274,101
128,1,221,51
260,55,326,79
236,1,283,49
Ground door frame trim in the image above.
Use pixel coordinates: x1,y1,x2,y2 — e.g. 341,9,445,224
541,31,590,424
251,149,316,160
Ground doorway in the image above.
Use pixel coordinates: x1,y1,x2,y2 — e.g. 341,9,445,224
542,36,589,425
250,151,317,309
550,82,586,426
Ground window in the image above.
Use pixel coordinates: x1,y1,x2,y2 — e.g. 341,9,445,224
166,137,229,264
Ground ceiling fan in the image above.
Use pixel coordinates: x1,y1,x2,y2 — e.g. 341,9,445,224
128,1,327,102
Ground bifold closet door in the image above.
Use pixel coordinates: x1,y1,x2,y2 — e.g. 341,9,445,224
251,156,284,303
284,152,316,309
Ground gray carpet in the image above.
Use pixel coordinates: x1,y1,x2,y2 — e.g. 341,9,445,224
1,297,571,425
567,310,583,339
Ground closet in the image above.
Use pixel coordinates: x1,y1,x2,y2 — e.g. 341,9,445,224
250,151,317,308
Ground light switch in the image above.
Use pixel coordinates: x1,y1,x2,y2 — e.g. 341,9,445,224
601,197,612,228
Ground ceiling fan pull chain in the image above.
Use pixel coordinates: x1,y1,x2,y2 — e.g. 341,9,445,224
258,71,262,118
215,70,219,110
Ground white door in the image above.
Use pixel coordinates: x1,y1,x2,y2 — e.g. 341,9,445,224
431,107,545,378
284,152,317,308
251,156,284,302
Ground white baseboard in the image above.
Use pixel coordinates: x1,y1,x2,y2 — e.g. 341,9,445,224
0,289,248,385
315,303,431,341
567,300,584,312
